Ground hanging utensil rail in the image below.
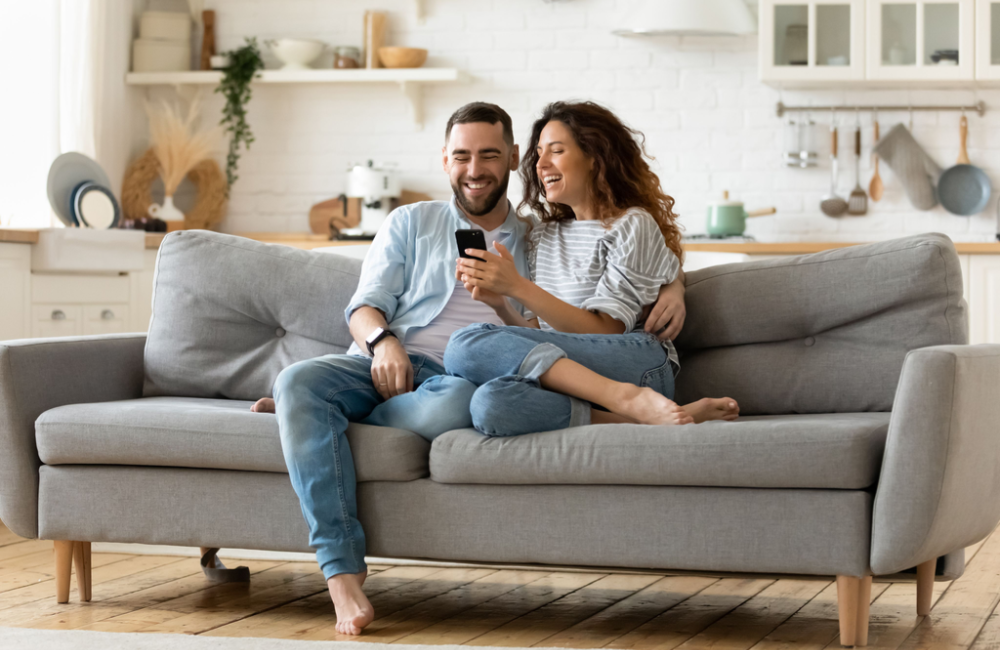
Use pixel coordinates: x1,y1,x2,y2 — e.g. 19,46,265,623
776,101,985,118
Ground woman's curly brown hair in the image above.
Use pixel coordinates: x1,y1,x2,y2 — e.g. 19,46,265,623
518,101,683,264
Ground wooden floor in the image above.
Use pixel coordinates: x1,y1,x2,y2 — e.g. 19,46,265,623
1,523,999,649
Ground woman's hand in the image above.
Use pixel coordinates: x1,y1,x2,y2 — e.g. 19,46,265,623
644,278,686,341
456,242,527,299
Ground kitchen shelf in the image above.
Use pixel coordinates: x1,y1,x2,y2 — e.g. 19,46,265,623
125,68,470,128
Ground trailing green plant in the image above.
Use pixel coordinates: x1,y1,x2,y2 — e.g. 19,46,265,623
216,37,264,190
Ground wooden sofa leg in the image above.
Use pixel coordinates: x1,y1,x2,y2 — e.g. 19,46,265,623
917,559,935,616
73,541,92,602
54,541,74,604
837,575,872,647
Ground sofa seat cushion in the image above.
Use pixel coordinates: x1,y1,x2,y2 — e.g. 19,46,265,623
430,413,891,489
36,396,429,482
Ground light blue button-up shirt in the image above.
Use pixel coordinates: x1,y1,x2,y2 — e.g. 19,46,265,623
344,198,531,357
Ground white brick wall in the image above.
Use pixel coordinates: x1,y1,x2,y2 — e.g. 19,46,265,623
144,0,1000,241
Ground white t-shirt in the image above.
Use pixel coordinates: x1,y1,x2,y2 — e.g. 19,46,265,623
403,226,506,365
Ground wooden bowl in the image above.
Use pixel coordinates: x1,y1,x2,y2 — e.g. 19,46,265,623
378,47,428,69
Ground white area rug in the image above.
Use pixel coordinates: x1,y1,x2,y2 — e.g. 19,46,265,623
0,626,542,650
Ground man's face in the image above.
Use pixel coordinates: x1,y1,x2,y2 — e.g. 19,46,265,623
442,122,520,217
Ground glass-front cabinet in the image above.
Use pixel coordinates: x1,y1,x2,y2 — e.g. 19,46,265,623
759,0,866,82
975,0,1000,78
866,0,974,79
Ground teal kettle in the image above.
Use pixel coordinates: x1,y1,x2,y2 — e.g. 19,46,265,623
706,191,777,237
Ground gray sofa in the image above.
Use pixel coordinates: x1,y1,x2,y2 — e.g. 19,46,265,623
2,230,999,647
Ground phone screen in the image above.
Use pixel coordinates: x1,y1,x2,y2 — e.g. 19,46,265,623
455,229,488,259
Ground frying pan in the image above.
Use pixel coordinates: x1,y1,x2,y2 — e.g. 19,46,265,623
938,116,991,216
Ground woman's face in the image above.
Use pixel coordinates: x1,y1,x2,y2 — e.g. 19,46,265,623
535,120,593,209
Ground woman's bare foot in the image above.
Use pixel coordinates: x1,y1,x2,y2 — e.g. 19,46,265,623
683,397,740,423
611,385,694,426
329,571,374,635
251,397,275,413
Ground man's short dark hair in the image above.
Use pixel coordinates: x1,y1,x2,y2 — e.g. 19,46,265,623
445,102,515,149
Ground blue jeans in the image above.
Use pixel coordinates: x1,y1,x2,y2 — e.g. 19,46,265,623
273,353,475,579
444,323,676,437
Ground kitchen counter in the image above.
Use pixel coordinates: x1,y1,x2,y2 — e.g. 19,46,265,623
4,228,1000,254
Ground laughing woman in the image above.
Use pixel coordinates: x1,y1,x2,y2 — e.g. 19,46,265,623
444,101,738,436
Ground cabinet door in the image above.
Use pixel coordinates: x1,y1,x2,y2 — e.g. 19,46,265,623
976,0,1000,78
83,305,131,335
0,244,30,341
867,0,975,80
759,0,865,82
969,256,1000,344
32,305,82,339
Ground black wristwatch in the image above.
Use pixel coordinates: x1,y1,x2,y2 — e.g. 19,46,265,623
366,327,397,355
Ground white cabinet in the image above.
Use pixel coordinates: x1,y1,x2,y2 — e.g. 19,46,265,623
866,0,975,80
968,255,1000,343
0,244,31,341
975,0,1000,78
759,0,866,82
30,273,135,338
760,0,986,84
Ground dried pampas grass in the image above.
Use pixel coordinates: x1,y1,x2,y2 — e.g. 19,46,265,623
145,98,223,196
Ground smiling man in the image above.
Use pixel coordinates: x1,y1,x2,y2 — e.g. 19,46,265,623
271,103,532,636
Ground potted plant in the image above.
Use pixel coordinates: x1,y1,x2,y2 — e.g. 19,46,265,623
216,37,264,190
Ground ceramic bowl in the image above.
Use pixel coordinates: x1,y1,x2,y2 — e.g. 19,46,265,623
378,47,428,69
267,39,326,70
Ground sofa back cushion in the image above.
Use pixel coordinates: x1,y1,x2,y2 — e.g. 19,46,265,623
673,234,967,414
144,231,361,400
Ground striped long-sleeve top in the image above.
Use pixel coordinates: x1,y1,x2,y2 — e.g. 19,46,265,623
526,208,681,370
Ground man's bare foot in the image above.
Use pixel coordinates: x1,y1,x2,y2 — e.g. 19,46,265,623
683,397,740,423
611,385,694,426
329,571,374,635
250,397,275,413
590,408,638,425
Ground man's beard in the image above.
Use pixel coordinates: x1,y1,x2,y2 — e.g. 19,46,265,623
452,168,510,217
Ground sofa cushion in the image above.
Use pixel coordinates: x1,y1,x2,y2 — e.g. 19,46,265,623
674,234,967,414
35,397,429,482
429,413,891,489
144,231,363,401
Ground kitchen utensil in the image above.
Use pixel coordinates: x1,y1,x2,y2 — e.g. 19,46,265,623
266,39,326,70
72,182,120,229
200,10,216,71
47,152,114,227
705,191,777,237
938,115,992,216
869,120,884,202
341,161,401,237
872,124,942,210
378,47,428,69
820,126,848,216
848,122,868,215
364,11,387,69
783,118,818,168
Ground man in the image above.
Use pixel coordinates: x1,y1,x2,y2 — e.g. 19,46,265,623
268,102,685,635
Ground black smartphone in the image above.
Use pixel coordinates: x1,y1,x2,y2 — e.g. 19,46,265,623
455,229,487,259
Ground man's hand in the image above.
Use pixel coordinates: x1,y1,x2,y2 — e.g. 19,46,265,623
644,279,686,342
371,337,413,400
456,242,527,298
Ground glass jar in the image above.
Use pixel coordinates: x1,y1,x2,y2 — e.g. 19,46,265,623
334,47,361,69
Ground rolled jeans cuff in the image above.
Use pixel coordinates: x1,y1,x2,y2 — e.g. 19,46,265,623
568,395,591,427
518,342,566,381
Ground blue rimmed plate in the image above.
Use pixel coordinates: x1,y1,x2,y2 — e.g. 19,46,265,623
46,152,114,227
72,181,121,229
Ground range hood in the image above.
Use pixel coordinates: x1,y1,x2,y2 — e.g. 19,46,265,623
613,0,757,37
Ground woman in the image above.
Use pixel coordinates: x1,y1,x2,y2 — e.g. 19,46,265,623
445,101,738,436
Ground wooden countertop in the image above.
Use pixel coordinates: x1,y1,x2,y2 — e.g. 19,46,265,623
4,228,1000,254
0,229,39,244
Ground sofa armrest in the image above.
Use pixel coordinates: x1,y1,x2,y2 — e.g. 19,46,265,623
871,344,1000,575
0,334,146,539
